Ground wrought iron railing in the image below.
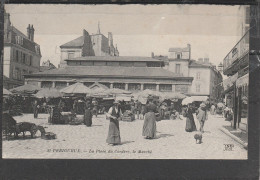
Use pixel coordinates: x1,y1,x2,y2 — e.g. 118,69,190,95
223,30,249,72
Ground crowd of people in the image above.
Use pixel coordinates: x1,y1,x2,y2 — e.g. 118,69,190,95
4,94,229,146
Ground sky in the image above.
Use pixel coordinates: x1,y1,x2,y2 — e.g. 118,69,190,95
5,4,244,67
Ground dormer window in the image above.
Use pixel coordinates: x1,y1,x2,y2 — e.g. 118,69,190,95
176,53,182,59
15,36,23,45
35,45,40,55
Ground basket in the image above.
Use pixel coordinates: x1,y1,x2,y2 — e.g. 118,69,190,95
41,132,57,140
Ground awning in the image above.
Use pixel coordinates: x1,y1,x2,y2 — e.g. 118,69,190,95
115,95,132,102
236,73,249,88
190,96,208,102
223,72,238,91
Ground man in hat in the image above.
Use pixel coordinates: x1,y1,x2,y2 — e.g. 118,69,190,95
196,103,208,133
106,100,122,145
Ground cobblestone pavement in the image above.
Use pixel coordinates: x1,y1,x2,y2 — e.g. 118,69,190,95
2,113,247,159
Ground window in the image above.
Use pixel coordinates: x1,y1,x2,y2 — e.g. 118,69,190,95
22,70,27,80
113,83,125,90
196,84,200,92
55,82,67,89
159,84,172,92
177,54,181,59
15,36,23,45
22,53,26,64
128,83,141,91
175,64,181,74
100,82,110,88
68,52,75,59
196,72,200,80
35,45,40,55
144,84,156,91
245,6,250,24
15,50,19,62
41,81,52,88
175,85,188,93
29,56,32,66
13,68,20,80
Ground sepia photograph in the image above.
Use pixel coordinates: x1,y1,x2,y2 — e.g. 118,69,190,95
2,4,251,159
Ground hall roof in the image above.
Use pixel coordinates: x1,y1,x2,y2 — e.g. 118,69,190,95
60,36,84,48
65,56,162,62
25,66,193,80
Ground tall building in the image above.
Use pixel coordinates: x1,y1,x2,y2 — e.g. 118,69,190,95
155,44,223,103
3,10,41,89
59,26,119,68
222,6,250,133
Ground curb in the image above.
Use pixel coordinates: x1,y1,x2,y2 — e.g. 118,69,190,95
220,127,248,149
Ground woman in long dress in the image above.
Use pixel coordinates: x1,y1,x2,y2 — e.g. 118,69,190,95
184,104,197,132
84,101,92,127
106,100,122,145
142,99,157,139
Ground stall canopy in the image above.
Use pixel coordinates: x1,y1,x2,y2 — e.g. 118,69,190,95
236,73,248,88
182,97,194,105
223,72,238,91
60,82,92,95
3,88,12,96
190,96,208,102
35,88,63,98
115,95,132,102
10,84,42,95
103,88,132,95
162,92,186,100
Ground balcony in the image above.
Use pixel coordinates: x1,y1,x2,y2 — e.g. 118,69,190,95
223,30,249,76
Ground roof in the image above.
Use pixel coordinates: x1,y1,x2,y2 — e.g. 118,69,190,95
60,36,84,48
65,56,162,62
25,66,193,80
169,47,190,52
10,26,41,56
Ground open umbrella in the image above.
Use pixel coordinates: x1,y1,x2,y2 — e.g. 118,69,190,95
10,84,42,95
182,97,194,105
162,92,186,100
35,88,63,98
3,88,12,96
103,88,132,95
60,82,92,95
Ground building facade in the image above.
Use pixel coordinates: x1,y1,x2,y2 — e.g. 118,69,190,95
155,44,223,103
24,56,193,94
3,10,41,89
40,60,56,72
59,28,119,67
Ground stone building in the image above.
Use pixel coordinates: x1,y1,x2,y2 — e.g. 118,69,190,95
59,27,119,68
40,60,56,72
154,44,223,103
3,10,41,89
24,56,193,93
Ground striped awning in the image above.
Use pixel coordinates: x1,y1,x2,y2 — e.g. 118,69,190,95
236,73,249,88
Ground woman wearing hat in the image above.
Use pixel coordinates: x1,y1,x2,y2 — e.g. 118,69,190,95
106,100,122,145
142,97,157,139
184,104,197,132
196,103,208,133
84,100,92,127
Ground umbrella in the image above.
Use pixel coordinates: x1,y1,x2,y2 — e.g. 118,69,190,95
162,92,186,100
60,82,92,94
3,88,12,95
10,84,42,95
217,102,224,108
182,97,194,105
35,88,63,98
103,88,132,95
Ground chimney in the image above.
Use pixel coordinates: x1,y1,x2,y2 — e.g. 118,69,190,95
151,52,154,58
108,32,113,47
30,25,35,41
27,24,31,40
82,29,94,56
187,44,191,60
198,58,203,63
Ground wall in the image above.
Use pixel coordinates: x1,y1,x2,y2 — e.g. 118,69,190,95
189,67,211,95
60,48,82,66
168,60,189,76
3,46,11,78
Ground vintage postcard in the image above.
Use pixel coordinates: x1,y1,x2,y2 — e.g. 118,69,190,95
2,4,250,159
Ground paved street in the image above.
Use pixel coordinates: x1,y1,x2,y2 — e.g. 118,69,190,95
2,113,247,159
